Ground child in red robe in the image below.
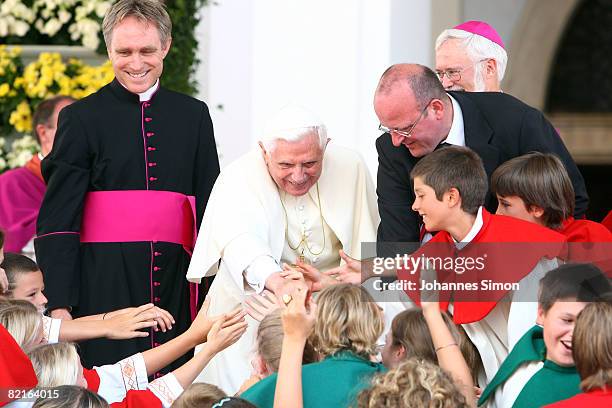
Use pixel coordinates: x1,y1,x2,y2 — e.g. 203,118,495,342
0,324,38,406
395,146,567,386
491,152,612,270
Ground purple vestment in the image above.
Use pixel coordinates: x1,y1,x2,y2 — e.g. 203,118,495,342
0,166,46,252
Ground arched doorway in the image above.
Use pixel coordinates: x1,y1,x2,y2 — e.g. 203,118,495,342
505,0,612,220
545,0,612,221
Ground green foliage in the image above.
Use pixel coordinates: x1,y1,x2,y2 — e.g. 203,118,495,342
163,0,207,95
1,0,207,96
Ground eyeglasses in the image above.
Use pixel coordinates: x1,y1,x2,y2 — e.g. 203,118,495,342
435,59,490,82
435,69,462,82
378,100,432,138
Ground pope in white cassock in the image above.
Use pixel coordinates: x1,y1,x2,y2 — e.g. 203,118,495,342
185,105,379,393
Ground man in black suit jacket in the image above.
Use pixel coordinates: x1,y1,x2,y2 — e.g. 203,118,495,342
374,64,587,248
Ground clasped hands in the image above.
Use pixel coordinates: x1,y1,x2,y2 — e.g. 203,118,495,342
246,250,362,322
287,249,363,290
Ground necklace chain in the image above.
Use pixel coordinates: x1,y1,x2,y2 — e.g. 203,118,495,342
280,183,326,257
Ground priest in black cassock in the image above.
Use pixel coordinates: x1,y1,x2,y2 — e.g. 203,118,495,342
35,0,220,370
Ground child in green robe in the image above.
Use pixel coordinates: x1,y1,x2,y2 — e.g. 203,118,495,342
478,263,611,407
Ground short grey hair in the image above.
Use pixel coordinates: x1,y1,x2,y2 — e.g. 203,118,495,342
260,105,328,152
102,0,172,50
435,28,508,82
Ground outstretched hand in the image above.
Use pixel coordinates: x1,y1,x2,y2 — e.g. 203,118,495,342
107,304,175,332
245,290,282,322
281,285,316,342
104,303,162,339
321,250,362,284
188,297,245,346
419,264,440,315
289,260,337,292
206,313,248,354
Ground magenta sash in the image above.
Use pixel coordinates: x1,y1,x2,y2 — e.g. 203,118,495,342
80,190,197,252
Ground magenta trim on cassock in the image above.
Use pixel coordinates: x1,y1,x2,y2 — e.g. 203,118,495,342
149,241,155,350
141,103,150,190
80,190,197,251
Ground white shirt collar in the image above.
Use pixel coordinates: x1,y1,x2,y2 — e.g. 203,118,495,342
138,79,159,102
442,94,465,147
453,206,484,248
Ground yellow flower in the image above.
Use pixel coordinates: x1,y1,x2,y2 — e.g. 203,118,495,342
4,52,114,134
0,83,9,98
9,101,33,133
58,76,72,95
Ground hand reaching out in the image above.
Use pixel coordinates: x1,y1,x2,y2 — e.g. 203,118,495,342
281,285,316,343
205,313,248,354
245,290,282,322
188,297,245,345
272,285,317,408
270,266,310,304
321,250,362,284
106,304,175,332
419,263,440,315
103,303,163,339
289,260,337,292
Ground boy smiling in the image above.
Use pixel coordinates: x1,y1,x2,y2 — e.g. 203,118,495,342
397,146,568,386
478,263,611,407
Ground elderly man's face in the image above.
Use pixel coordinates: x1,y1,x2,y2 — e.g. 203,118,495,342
107,16,170,94
435,38,483,92
262,132,325,196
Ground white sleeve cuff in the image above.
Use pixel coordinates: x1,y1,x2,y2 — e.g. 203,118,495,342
48,318,61,344
244,255,282,293
147,373,184,408
94,352,149,403
41,315,62,344
223,234,281,293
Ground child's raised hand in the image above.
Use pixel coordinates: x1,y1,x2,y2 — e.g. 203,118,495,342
322,250,362,285
104,303,160,339
281,286,316,342
420,264,441,315
292,261,336,292
106,304,175,332
245,290,282,322
205,314,248,354
188,297,245,345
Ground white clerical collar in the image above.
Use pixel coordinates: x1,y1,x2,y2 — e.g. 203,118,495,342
138,79,159,102
453,206,483,248
116,79,160,101
281,185,319,208
442,94,465,147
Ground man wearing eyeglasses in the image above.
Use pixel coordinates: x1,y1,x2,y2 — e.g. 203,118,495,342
435,21,506,92
373,63,588,249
